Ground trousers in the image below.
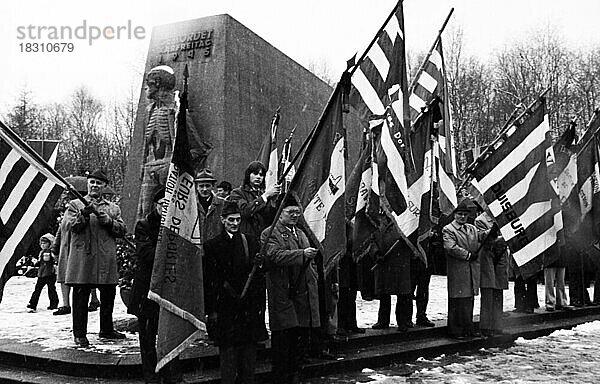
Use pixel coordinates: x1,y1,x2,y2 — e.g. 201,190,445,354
447,296,474,337
71,284,115,338
28,274,58,309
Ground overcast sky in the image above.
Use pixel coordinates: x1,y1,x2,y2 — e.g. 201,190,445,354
1,0,599,113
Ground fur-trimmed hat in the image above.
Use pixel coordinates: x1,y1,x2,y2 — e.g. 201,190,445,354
87,169,109,184
221,200,241,217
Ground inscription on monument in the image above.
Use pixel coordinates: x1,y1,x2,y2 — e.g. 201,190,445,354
159,30,214,59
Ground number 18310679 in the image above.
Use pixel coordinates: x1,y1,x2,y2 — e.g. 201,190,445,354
19,42,74,53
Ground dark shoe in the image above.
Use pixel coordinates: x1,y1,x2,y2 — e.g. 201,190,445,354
88,300,100,312
47,305,58,310
545,306,555,312
469,331,481,338
372,322,389,330
450,335,466,340
349,327,366,334
416,318,435,327
26,304,36,312
397,325,408,332
99,331,126,340
336,328,348,336
556,305,573,311
406,321,414,328
53,306,71,315
74,337,90,347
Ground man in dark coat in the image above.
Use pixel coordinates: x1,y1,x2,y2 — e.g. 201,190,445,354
194,168,224,243
62,170,127,347
370,214,412,332
475,211,508,337
262,198,320,384
230,161,280,238
203,201,268,384
443,200,489,339
129,188,182,384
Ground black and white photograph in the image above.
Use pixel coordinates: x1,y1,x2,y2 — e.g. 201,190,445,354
1,0,600,383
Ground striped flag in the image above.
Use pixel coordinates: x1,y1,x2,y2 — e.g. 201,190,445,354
347,1,416,242
257,109,280,191
463,145,489,170
148,73,206,371
470,98,563,278
409,37,458,216
287,83,346,274
0,122,66,303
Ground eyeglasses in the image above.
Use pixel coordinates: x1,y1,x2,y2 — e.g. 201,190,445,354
225,217,242,223
283,209,301,216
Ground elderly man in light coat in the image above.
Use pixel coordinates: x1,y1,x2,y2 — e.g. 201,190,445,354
262,197,319,384
63,170,127,347
443,200,489,339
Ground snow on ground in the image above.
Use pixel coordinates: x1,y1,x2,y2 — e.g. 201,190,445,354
0,275,589,356
0,276,139,354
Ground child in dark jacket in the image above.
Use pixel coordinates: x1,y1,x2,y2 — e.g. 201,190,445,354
27,233,59,312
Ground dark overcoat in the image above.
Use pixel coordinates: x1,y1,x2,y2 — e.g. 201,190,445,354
475,213,508,290
198,193,224,244
203,231,268,346
229,185,276,238
262,221,320,331
128,210,161,318
63,196,127,285
371,217,411,296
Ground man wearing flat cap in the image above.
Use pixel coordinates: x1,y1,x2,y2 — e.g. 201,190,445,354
63,169,127,347
203,201,267,384
194,168,224,243
443,199,490,340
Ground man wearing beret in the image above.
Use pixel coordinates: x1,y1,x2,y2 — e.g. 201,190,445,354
443,199,489,340
63,170,127,347
203,201,267,384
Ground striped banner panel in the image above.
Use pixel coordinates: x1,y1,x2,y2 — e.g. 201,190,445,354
0,127,65,303
471,99,563,278
348,1,415,239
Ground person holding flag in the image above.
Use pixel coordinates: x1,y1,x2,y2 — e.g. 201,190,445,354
262,196,320,384
129,187,182,383
63,170,127,347
229,161,280,238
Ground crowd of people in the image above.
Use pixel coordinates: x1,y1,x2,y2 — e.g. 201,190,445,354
22,159,600,384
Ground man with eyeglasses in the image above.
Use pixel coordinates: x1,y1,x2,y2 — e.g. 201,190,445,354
204,201,267,384
443,199,490,340
262,197,319,384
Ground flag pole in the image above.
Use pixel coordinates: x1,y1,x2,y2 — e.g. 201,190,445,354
240,82,345,299
348,0,404,77
407,8,454,95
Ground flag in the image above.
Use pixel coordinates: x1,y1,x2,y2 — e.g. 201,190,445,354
347,1,416,242
278,126,296,193
571,133,600,248
287,83,346,274
148,73,205,371
0,122,66,303
345,132,378,262
257,109,280,191
470,98,563,278
409,37,457,216
548,122,577,180
558,114,600,234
